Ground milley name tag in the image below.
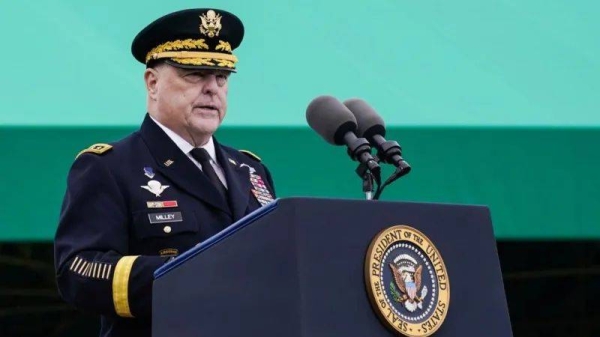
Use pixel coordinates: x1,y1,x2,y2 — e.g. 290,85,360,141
148,212,183,224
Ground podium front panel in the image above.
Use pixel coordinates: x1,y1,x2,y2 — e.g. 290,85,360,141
153,197,512,337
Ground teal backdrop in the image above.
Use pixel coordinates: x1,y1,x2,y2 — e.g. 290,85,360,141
1,1,599,240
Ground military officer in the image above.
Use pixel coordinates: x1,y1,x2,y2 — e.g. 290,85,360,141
53,8,276,337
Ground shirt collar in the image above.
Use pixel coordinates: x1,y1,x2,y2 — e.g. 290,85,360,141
150,115,218,163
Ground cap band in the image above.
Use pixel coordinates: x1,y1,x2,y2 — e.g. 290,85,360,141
151,51,238,62
145,39,210,62
145,38,238,68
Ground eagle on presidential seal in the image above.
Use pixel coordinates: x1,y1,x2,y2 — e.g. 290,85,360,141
389,254,429,312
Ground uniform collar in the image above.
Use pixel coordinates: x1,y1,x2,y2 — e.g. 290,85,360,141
150,115,217,162
140,113,231,215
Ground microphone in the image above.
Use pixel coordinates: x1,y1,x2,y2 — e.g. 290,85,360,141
343,98,411,177
306,95,380,176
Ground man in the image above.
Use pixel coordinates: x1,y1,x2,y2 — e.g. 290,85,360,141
54,8,276,337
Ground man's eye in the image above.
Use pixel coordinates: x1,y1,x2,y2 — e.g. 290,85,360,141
216,74,229,85
187,72,205,78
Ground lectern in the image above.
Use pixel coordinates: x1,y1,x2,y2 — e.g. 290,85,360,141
152,197,512,337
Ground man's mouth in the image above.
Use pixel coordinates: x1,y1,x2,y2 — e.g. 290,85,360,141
196,104,219,111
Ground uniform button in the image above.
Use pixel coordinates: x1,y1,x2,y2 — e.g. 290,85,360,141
163,226,172,234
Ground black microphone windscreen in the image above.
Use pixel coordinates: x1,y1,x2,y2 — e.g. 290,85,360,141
306,95,357,145
343,98,386,139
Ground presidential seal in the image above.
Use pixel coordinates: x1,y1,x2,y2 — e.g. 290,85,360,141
365,226,450,337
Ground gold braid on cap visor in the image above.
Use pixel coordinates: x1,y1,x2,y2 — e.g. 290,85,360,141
145,39,238,68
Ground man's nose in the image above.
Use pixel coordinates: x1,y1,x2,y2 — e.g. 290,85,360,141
201,75,220,94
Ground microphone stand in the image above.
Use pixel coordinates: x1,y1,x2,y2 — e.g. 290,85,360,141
344,136,381,200
356,161,376,200
356,154,386,200
356,150,412,201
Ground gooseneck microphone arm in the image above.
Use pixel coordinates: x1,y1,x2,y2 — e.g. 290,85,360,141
371,134,411,177
370,134,411,200
343,132,381,180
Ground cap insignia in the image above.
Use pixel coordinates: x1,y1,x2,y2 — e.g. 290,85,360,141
200,10,222,37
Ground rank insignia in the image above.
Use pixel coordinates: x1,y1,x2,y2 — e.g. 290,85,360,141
144,167,155,179
249,171,274,206
76,143,113,158
365,226,450,337
141,180,170,197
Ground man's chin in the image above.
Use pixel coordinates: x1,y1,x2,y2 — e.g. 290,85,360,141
190,121,220,136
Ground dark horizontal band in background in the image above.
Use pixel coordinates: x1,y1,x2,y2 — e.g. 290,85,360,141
1,126,598,240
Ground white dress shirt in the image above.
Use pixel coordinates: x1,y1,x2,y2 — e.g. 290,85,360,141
150,116,228,188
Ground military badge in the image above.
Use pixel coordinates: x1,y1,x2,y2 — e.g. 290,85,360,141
159,248,179,257
141,180,170,197
241,164,274,206
199,10,222,37
147,200,178,209
143,167,155,179
250,172,274,206
365,226,450,337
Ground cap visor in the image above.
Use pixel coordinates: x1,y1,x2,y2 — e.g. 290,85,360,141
164,59,237,73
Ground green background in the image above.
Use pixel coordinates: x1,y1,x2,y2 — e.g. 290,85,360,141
1,1,599,240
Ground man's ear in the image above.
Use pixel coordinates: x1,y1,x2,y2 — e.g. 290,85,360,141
144,68,159,100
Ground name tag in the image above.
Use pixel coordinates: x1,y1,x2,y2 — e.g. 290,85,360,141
148,212,183,224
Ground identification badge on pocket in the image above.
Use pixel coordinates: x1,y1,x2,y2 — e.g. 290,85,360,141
148,212,183,224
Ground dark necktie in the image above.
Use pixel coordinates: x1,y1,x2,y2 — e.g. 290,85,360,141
190,148,228,201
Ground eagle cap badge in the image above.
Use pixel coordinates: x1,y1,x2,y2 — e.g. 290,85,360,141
199,10,222,37
365,225,450,337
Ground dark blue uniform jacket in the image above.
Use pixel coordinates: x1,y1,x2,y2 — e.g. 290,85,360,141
54,114,276,337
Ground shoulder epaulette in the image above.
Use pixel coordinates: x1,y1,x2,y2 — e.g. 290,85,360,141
239,150,261,162
76,143,113,158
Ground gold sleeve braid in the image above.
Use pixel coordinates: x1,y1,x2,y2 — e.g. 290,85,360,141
112,256,140,318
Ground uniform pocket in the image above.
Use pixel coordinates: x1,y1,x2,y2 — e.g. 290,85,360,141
132,209,198,239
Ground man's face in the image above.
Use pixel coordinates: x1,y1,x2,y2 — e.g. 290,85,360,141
146,64,230,145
